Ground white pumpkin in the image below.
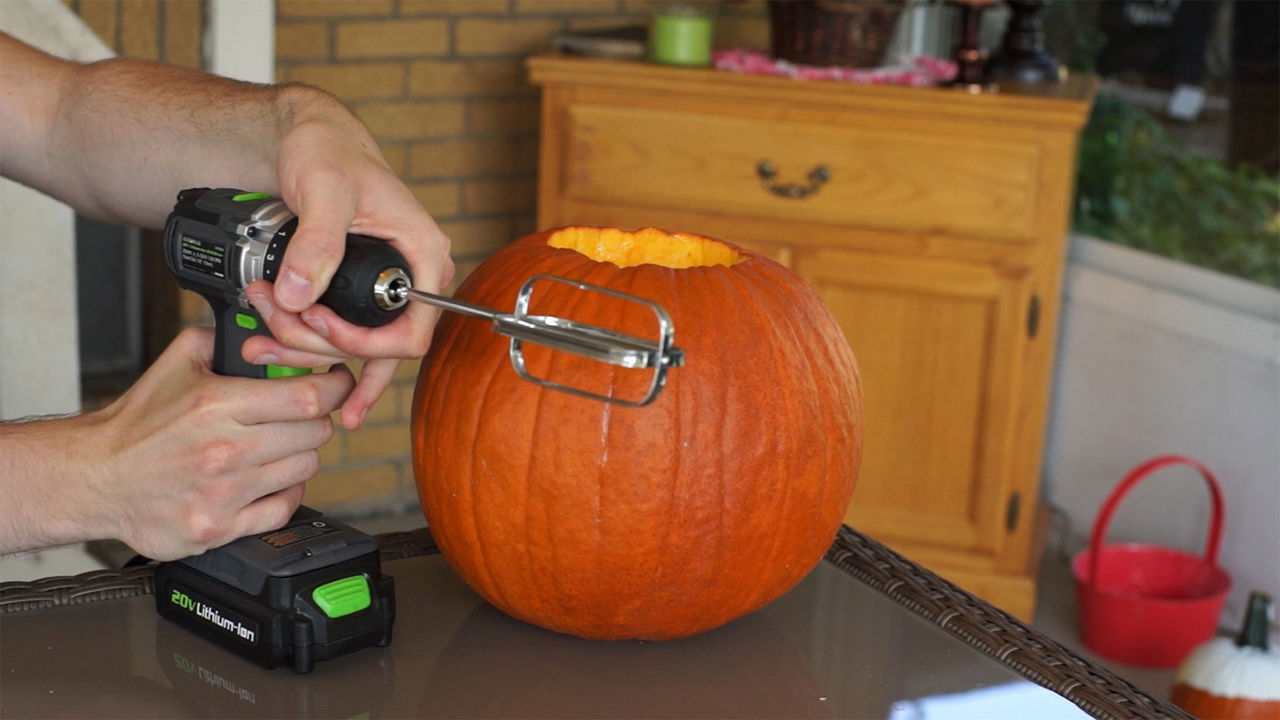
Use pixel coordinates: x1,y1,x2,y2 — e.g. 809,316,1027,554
1171,592,1280,720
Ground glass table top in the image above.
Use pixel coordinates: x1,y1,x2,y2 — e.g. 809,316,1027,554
0,552,1092,719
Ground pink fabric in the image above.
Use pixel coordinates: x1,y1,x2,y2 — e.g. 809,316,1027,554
713,48,957,87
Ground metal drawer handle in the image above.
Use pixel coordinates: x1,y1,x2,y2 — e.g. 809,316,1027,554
756,160,830,199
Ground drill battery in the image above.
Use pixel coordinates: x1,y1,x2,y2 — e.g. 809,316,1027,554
153,507,395,673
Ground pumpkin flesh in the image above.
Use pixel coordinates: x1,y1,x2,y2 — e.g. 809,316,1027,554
412,226,863,640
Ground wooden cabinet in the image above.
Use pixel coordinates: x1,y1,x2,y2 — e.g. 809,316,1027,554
528,55,1095,620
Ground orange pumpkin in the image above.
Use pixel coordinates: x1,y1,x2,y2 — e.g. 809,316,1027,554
411,226,863,640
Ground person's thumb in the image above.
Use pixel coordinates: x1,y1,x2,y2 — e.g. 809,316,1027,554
276,197,354,313
171,325,216,367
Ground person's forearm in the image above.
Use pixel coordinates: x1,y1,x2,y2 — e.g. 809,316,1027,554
1,34,363,229
0,414,112,555
49,56,281,227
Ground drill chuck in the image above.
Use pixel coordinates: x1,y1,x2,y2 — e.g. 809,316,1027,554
374,267,411,311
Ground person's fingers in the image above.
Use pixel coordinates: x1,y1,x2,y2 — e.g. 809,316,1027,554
240,335,351,371
228,417,336,470
276,171,356,312
247,282,351,359
229,481,308,543
299,303,438,359
338,357,400,430
224,364,355,425
151,467,312,558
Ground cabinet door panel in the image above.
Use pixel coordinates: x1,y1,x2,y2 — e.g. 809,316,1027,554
797,250,1028,560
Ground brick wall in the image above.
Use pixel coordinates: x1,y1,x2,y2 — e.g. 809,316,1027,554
67,0,204,67
72,0,769,524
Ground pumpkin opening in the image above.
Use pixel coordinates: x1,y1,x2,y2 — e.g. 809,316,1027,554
547,226,743,269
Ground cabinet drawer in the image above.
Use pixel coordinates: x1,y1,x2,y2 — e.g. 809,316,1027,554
562,104,1042,243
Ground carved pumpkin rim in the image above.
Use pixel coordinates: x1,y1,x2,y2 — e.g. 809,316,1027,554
546,225,745,269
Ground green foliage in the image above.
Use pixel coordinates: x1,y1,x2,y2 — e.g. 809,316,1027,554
1041,0,1107,74
1074,94,1280,288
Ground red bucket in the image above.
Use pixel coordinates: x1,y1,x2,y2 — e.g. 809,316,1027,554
1072,455,1231,668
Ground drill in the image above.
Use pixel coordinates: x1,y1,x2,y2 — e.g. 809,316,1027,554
154,187,408,672
162,187,411,377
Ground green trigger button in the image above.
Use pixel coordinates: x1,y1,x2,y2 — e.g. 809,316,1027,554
232,192,271,202
235,313,259,330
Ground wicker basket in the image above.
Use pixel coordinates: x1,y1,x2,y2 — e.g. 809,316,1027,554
768,0,905,69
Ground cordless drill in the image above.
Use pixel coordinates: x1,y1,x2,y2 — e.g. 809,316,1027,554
154,188,407,673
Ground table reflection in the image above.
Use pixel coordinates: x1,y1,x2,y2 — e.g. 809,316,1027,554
154,618,397,719
888,682,1088,719
418,602,830,718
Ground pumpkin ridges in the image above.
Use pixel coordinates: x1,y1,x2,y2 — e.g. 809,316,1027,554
675,258,822,631
755,255,860,600
747,255,863,544
679,264,755,634
650,264,735,635
428,270,518,615
415,310,475,559
471,300,536,617
644,266,688,631
506,245,584,626
543,256,625,631
732,259,815,606
500,241,603,629
681,253,819,624
552,259,692,636
499,252,663,635
415,229,862,640
602,266,666,627
422,237,557,622
517,343,553,627
655,252,841,634
706,259,795,619
716,256,824,609
456,314,501,605
619,264,702,633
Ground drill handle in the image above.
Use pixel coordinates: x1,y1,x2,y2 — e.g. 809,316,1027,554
208,298,279,379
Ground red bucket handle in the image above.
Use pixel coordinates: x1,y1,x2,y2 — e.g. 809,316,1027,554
1085,455,1225,586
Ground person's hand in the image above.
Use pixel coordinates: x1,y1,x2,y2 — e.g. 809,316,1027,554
239,103,454,431
75,327,354,560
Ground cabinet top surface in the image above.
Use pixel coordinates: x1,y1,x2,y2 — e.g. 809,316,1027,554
528,54,1097,129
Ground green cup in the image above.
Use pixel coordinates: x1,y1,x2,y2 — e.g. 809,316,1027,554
650,8,713,67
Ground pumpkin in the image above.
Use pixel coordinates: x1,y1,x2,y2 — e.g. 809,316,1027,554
1170,592,1280,720
411,226,863,640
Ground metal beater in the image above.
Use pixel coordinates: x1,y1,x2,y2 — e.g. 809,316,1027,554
385,273,685,407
